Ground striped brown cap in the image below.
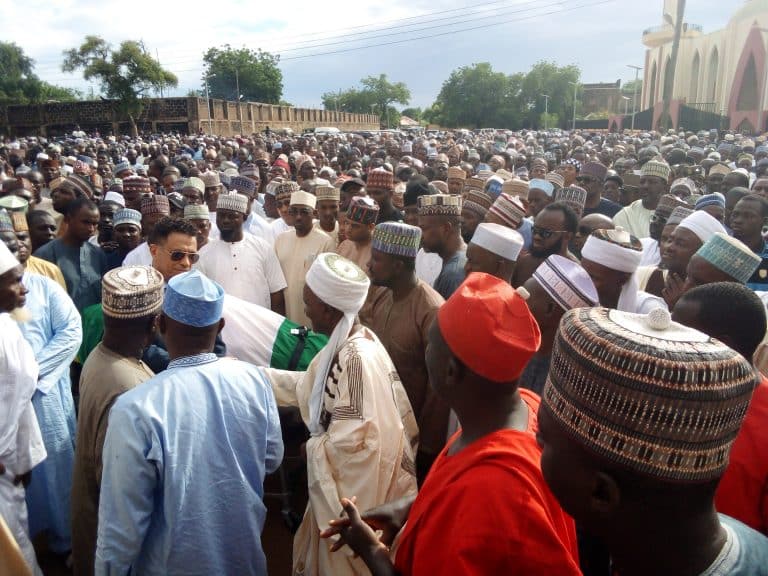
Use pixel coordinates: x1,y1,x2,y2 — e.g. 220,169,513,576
543,307,757,483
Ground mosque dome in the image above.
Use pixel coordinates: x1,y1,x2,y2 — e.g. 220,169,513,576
729,0,768,25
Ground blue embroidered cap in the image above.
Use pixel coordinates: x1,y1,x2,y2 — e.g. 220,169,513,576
163,270,224,327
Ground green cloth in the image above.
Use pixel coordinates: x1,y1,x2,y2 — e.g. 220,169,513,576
271,318,328,371
76,304,326,371
78,303,105,364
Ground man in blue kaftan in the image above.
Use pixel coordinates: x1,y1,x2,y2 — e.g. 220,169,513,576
95,270,283,576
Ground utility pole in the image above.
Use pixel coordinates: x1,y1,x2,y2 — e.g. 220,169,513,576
661,0,686,130
156,48,163,98
541,94,550,130
628,64,642,131
569,82,578,131
205,73,216,134
235,68,242,125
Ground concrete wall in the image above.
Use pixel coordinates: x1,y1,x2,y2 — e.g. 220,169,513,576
1,97,380,137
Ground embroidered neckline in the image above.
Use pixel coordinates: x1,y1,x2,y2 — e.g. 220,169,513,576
167,352,218,370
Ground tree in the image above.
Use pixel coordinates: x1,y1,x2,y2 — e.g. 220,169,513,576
62,36,178,137
426,61,580,129
429,63,523,129
360,74,410,127
202,45,282,104
622,79,643,96
321,74,411,128
401,107,423,122
518,61,580,129
0,42,80,106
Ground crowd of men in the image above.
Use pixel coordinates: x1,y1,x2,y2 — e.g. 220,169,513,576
0,124,768,575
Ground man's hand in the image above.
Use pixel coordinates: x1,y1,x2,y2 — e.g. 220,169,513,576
13,471,31,488
321,498,386,556
662,272,686,308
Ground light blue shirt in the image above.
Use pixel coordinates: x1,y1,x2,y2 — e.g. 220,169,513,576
95,353,283,576
20,272,81,553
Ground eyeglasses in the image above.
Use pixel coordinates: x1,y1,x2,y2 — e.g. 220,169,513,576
163,247,199,263
289,207,313,216
650,214,668,224
576,176,596,184
532,226,568,239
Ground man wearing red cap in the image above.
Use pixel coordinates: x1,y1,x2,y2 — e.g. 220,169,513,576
322,273,580,575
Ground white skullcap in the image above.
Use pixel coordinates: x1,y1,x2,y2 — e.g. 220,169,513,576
581,228,643,273
290,190,317,209
305,253,370,436
471,223,524,262
0,240,20,276
103,191,126,207
532,255,599,311
677,210,726,244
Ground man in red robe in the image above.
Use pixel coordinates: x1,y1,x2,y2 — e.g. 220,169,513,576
322,272,581,575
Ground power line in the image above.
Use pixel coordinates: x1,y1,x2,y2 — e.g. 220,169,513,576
276,0,569,53
29,0,564,69
279,0,615,61
158,0,612,73
35,0,614,83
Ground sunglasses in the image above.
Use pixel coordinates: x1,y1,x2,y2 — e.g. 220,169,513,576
576,176,596,184
164,247,199,263
532,226,568,239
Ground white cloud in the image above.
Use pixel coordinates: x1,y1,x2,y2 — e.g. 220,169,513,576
1,0,744,108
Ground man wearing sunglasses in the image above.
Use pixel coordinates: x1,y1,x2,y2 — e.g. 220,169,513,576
512,202,578,287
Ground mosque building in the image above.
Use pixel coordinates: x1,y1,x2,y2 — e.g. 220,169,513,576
641,0,768,132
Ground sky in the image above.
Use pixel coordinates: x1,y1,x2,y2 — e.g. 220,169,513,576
0,0,745,109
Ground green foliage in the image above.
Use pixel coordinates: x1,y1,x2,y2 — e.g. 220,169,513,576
0,41,80,105
202,45,283,104
401,107,423,122
428,61,581,129
539,112,559,129
321,74,411,128
62,35,178,132
622,79,642,96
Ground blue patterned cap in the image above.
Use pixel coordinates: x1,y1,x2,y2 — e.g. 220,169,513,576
229,175,257,196
163,270,224,327
372,222,421,259
695,232,761,284
694,192,725,211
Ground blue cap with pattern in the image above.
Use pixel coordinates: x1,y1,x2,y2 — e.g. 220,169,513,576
696,232,761,284
163,270,224,327
372,222,422,259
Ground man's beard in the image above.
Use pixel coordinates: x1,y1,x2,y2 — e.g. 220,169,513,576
529,243,562,259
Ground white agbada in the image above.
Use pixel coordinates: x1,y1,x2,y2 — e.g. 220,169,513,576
196,232,286,309
262,254,418,576
121,242,152,267
0,314,46,576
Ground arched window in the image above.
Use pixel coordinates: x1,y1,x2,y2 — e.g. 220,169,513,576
690,52,700,101
662,56,673,100
707,48,719,102
736,53,759,111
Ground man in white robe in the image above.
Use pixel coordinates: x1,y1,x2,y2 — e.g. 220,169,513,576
0,242,46,576
262,253,418,576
